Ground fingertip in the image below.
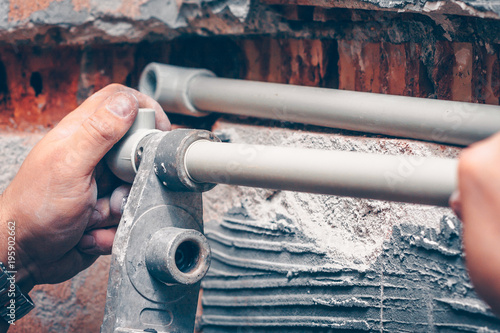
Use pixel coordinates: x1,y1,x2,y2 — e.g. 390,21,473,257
130,90,170,131
449,190,462,220
78,234,96,251
152,104,171,131
106,91,139,119
156,113,171,131
87,197,111,229
78,228,117,255
110,184,131,216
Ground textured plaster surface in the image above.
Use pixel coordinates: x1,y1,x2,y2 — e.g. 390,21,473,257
0,133,42,192
200,119,500,331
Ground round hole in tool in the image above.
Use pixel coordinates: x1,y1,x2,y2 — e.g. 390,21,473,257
175,240,199,274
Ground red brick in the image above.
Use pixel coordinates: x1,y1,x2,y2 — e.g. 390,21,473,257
451,42,473,102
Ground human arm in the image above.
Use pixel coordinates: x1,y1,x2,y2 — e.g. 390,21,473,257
0,84,169,330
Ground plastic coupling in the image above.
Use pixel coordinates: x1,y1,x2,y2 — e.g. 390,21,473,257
139,63,215,117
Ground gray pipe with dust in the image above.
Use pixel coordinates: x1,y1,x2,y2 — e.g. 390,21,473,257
184,140,457,207
139,63,500,146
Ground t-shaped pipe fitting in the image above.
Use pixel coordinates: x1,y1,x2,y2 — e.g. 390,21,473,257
106,108,160,183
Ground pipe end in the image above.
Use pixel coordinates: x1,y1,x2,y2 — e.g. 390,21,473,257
139,63,215,117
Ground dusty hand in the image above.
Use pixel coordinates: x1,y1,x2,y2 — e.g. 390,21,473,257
0,84,170,292
451,132,500,314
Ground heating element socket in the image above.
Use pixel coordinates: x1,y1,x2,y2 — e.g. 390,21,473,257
145,227,211,285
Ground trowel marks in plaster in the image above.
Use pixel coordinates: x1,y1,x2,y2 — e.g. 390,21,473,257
201,209,500,332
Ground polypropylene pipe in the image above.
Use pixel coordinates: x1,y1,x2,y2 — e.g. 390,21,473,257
184,141,457,207
139,63,500,146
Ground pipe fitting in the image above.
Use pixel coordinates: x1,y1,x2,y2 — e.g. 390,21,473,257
139,63,500,146
139,63,215,117
145,227,211,285
154,129,220,192
106,108,160,183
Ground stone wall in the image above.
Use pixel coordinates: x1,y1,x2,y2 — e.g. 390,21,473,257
0,0,499,46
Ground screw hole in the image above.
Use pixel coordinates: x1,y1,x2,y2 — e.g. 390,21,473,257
134,146,144,170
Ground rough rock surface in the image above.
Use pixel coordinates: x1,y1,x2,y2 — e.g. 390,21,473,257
0,0,499,45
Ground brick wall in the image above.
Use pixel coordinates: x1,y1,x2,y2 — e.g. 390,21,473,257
1,36,498,131
0,2,498,331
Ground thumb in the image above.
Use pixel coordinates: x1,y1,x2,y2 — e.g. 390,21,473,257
66,92,139,176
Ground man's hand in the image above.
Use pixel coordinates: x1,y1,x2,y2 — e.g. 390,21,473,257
0,84,170,294
451,132,500,314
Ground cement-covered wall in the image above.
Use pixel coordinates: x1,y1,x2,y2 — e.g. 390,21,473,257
200,120,500,332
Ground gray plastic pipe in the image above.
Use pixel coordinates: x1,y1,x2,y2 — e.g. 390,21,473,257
184,141,457,207
139,63,500,146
